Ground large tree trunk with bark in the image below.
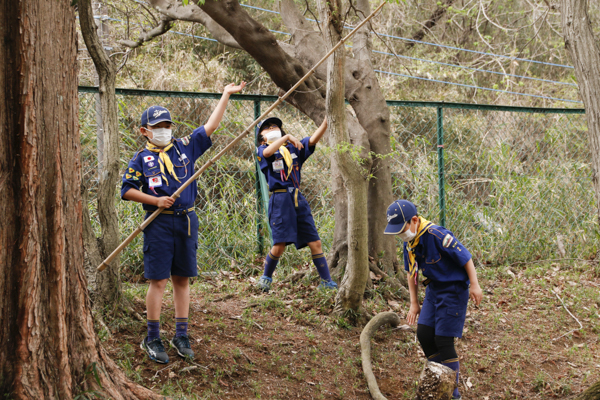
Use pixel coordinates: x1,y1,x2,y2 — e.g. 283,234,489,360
0,1,158,398
318,0,371,317
560,0,600,395
79,0,123,308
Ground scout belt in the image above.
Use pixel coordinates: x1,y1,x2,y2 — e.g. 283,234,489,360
270,188,300,207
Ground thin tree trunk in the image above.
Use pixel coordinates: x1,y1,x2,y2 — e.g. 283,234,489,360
560,0,600,395
317,0,370,318
353,0,400,276
79,0,123,307
561,0,600,250
0,1,158,398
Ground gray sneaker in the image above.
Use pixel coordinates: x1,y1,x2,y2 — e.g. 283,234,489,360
141,336,169,364
171,335,194,359
257,276,272,292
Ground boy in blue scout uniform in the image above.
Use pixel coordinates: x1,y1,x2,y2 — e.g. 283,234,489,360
384,199,483,400
121,82,246,364
255,116,337,292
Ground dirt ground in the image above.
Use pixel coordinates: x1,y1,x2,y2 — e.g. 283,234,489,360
102,260,600,399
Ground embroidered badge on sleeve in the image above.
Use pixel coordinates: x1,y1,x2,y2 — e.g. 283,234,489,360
128,167,135,173
181,135,191,146
442,234,453,248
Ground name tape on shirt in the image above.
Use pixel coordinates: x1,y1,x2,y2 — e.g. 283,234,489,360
149,176,162,188
144,155,155,163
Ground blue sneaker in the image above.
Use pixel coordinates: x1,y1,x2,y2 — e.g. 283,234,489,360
318,280,338,290
257,276,272,292
141,336,169,364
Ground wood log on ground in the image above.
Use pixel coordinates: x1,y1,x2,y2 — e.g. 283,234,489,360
416,362,456,400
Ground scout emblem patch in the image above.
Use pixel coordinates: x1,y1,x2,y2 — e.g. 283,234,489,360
135,171,142,177
181,135,191,146
125,174,132,179
149,176,163,188
128,167,135,173
442,234,453,248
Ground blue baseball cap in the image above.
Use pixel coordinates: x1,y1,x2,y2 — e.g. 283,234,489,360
255,117,282,145
141,106,173,127
384,200,418,235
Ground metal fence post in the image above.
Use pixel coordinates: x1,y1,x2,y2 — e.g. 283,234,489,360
254,99,264,255
437,106,446,227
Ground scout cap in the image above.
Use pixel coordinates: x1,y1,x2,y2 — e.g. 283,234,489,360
255,117,283,146
141,105,173,127
384,200,417,235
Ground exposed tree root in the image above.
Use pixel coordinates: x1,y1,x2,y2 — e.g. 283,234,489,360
360,312,413,400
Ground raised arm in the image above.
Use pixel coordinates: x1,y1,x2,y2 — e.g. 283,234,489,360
308,117,327,146
204,82,246,136
262,134,304,158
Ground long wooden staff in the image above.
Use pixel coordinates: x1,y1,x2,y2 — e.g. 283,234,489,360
98,2,386,272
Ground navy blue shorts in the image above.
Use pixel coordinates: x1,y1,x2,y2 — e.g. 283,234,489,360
143,210,199,280
268,190,320,250
418,281,469,338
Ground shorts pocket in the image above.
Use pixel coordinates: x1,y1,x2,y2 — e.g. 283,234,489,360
446,308,461,317
143,242,150,253
270,215,283,227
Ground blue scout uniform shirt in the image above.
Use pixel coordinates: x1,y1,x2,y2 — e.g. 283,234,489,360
403,225,472,284
120,126,212,210
256,137,315,191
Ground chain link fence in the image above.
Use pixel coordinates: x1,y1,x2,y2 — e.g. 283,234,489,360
79,87,594,277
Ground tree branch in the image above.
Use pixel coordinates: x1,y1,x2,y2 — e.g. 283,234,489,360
118,15,175,49
147,0,241,49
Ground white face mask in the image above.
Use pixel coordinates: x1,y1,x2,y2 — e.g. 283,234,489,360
264,129,282,142
398,221,416,242
147,127,172,147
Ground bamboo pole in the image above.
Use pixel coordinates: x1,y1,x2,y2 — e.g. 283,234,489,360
98,1,386,272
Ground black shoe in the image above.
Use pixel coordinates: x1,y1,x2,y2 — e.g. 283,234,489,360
140,336,169,364
171,335,194,359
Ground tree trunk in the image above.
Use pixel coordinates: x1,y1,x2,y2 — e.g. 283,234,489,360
79,0,123,307
0,1,158,398
317,0,370,318
560,0,600,395
573,380,600,400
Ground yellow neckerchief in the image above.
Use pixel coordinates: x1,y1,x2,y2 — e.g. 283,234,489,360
267,139,293,180
145,141,181,186
406,216,434,283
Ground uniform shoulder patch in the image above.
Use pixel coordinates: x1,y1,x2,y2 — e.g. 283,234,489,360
181,135,191,146
257,156,262,162
442,234,453,248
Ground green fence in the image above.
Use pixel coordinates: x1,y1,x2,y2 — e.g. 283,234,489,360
78,87,594,277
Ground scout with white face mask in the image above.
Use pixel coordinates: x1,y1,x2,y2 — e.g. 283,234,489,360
120,81,247,365
254,116,337,293
384,199,483,400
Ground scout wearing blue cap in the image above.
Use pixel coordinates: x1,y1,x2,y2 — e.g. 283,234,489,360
384,199,483,400
255,116,336,292
119,81,246,365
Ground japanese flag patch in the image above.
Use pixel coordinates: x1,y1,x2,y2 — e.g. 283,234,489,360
144,155,155,163
149,176,162,188
442,234,453,248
